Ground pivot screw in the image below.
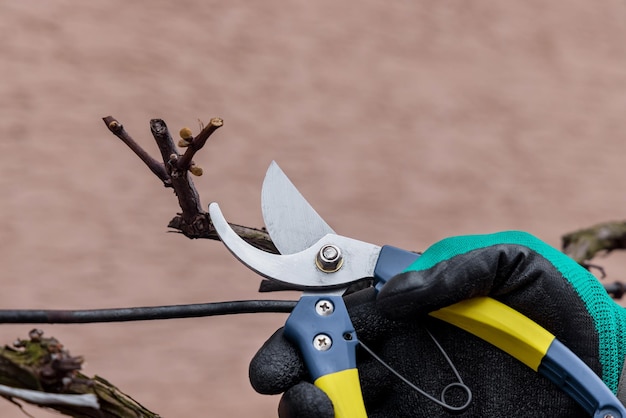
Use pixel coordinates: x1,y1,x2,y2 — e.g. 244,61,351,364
313,334,332,351
315,245,344,273
315,299,334,316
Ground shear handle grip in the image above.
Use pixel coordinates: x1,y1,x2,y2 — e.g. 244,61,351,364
374,245,625,416
284,295,367,418
430,297,626,418
314,369,367,418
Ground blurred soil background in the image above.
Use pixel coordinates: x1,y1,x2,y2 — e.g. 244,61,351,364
1,1,626,417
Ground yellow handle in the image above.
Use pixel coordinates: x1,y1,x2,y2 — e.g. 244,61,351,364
315,368,368,418
429,296,555,371
310,297,553,418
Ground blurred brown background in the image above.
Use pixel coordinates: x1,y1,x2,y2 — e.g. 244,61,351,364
1,1,626,416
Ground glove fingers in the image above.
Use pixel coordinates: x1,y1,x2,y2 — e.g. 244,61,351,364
376,232,582,320
249,328,307,395
278,382,334,418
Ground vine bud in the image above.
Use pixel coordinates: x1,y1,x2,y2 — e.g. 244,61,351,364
190,165,203,176
179,127,193,140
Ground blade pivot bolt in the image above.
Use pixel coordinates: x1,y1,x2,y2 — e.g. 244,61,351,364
315,299,334,316
313,334,332,351
316,245,344,273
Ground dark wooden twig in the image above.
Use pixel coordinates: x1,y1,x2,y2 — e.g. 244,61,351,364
102,117,171,187
166,215,278,253
561,221,626,263
103,116,278,253
176,117,223,171
150,119,203,224
148,118,178,171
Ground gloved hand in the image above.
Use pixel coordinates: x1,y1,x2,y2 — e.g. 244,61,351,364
249,231,626,417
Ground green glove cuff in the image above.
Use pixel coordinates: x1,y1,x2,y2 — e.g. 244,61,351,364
405,230,626,393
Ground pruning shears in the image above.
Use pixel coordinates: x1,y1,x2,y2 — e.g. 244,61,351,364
208,161,625,418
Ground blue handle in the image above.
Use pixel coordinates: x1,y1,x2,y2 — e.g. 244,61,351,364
284,295,368,417
284,295,358,381
540,339,626,417
373,245,420,291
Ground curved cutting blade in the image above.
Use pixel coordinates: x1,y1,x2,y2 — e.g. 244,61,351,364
209,202,381,289
261,161,334,254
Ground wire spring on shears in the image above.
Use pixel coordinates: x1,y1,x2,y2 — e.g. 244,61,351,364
358,328,472,412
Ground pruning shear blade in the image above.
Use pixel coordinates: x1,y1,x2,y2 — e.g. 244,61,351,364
261,161,335,254
208,202,381,290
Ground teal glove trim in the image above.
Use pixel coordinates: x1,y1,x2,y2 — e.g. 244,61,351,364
405,230,626,393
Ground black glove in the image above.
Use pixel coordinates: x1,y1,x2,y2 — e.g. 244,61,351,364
250,231,626,417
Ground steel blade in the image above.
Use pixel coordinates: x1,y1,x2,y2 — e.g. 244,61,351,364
261,161,335,254
209,202,381,289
